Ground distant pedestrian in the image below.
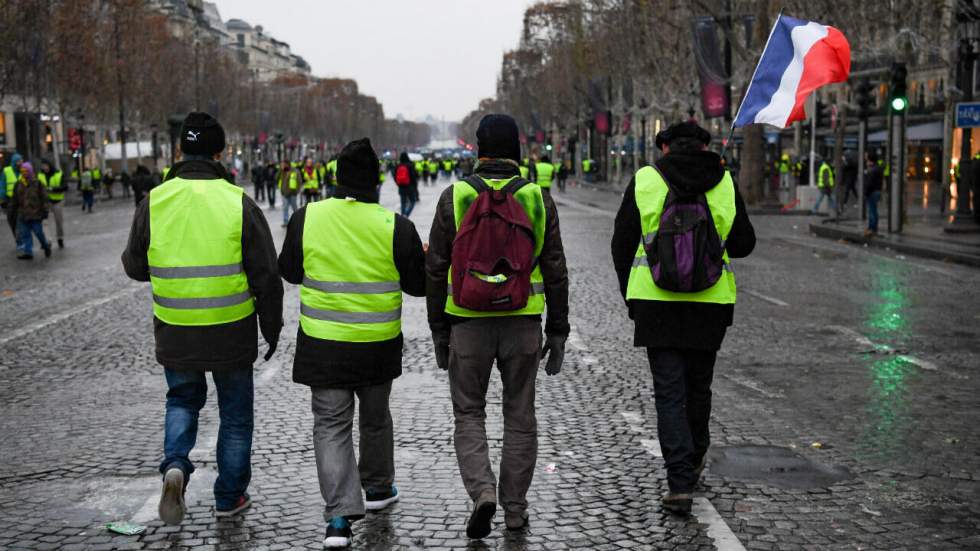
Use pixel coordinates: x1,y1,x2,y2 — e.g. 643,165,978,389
265,162,278,208
864,152,883,236
278,160,300,227
80,169,96,213
103,168,115,199
394,152,418,216
121,112,283,527
132,165,153,207
557,160,568,192
427,114,569,538
121,170,132,199
278,138,425,548
38,159,66,249
251,163,265,202
841,153,858,206
2,152,24,242
611,121,755,515
12,162,52,260
812,158,836,214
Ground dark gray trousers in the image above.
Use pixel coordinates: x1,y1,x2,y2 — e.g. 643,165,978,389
448,317,542,515
311,381,394,521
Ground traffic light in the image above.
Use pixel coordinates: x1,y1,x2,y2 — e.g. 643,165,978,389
856,79,875,120
889,62,908,112
814,100,828,127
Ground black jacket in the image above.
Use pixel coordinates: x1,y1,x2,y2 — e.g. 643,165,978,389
425,159,570,339
611,150,755,351
277,185,426,389
122,160,284,371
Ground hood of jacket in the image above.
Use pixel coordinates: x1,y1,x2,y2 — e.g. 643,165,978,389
654,150,725,198
166,159,231,182
9,153,22,168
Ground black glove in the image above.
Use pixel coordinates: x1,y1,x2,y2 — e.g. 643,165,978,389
261,320,282,361
541,335,566,376
433,333,450,371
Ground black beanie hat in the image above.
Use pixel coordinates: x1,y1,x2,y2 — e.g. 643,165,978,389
476,114,521,162
337,138,379,189
655,121,711,151
180,112,226,156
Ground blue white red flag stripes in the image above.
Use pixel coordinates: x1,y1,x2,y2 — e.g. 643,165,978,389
733,14,851,128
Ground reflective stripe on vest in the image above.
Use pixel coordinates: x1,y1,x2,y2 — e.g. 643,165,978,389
444,176,547,318
3,166,15,198
300,198,402,342
148,177,254,326
535,162,555,188
818,163,834,188
626,165,737,305
39,171,64,201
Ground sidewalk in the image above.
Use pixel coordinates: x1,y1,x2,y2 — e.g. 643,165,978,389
810,214,980,267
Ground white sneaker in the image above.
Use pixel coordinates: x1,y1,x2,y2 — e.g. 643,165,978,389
158,468,186,526
364,486,400,511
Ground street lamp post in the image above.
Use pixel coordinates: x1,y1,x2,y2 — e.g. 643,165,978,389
948,27,980,232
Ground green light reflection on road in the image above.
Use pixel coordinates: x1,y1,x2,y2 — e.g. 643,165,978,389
858,269,917,461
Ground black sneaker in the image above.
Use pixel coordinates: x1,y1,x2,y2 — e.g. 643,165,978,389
57,239,64,249
365,486,399,511
158,468,186,526
661,492,693,515
323,517,352,548
43,244,51,258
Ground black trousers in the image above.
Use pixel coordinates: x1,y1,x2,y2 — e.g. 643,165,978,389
647,347,716,493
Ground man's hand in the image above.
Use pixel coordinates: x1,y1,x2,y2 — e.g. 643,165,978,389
262,322,282,361
432,332,450,370
540,335,566,376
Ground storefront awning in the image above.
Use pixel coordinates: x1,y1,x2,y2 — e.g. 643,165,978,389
867,121,943,144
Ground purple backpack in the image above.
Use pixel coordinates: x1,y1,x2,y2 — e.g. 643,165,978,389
644,183,725,292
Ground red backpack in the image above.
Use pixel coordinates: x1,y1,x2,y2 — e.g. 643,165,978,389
395,164,411,186
450,176,536,311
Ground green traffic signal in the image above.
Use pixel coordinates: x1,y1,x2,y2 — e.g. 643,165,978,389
890,96,907,112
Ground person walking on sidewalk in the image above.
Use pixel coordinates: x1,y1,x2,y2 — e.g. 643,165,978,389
611,121,755,515
12,162,53,260
38,159,66,249
812,157,837,215
278,139,425,548
2,152,24,244
121,112,283,527
864,152,884,236
80,169,96,213
426,114,570,539
279,160,300,227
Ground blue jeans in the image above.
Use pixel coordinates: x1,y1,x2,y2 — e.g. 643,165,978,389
81,191,95,212
282,194,298,225
161,367,254,509
16,219,49,257
867,191,881,233
813,189,837,213
399,192,415,217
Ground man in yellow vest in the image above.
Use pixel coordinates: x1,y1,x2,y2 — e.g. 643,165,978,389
812,157,837,215
426,114,569,538
38,159,66,248
611,122,755,515
532,155,556,194
278,138,424,548
2,152,24,242
301,157,319,206
279,160,301,227
121,112,283,526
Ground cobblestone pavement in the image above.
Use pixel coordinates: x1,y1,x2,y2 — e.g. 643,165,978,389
1,178,978,550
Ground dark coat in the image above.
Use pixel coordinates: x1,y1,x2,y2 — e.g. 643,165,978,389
13,177,48,221
425,158,570,339
277,185,426,389
610,150,755,351
121,160,284,371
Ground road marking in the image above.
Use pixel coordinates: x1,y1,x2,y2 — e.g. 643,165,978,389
829,325,878,350
257,358,281,384
741,289,789,307
693,497,747,551
640,438,663,458
567,326,588,351
721,373,784,399
620,411,644,432
830,326,953,376
0,285,142,346
132,489,161,524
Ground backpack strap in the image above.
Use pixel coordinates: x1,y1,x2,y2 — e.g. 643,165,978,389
464,174,530,195
463,174,491,194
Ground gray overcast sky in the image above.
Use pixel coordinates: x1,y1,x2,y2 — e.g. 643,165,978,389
211,0,533,123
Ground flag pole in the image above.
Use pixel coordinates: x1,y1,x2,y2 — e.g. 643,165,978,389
721,8,785,161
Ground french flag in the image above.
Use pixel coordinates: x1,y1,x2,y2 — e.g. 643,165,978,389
734,14,851,128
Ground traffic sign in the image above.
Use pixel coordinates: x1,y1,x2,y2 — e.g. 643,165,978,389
955,102,980,128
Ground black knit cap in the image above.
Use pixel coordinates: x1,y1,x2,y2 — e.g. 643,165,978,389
180,112,226,156
337,138,379,189
655,121,711,151
476,114,521,162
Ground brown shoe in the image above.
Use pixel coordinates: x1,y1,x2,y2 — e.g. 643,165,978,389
466,489,497,539
661,492,693,515
504,510,529,530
